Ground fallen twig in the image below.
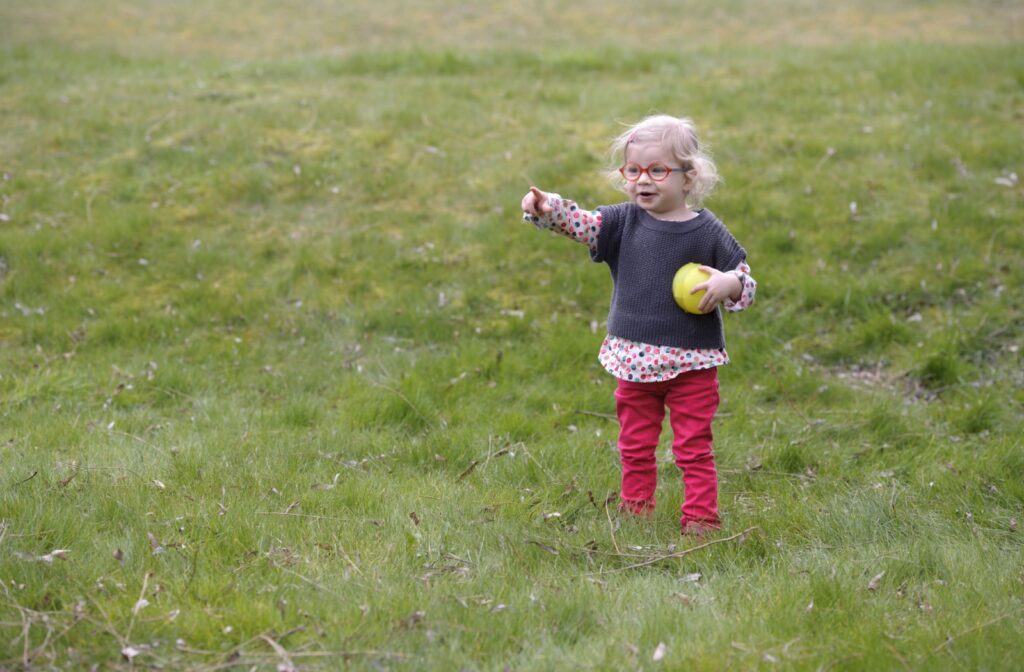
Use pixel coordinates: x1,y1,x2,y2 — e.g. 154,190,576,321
12,471,37,487
334,543,365,578
934,606,1024,652
368,380,433,427
125,571,151,642
457,459,479,481
255,511,346,521
111,430,171,458
604,495,623,556
277,566,345,598
575,409,617,422
259,633,296,672
597,526,758,574
719,468,813,481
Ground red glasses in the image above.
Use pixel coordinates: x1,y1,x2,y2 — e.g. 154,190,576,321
619,162,687,182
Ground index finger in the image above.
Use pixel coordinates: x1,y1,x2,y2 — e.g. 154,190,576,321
531,187,552,213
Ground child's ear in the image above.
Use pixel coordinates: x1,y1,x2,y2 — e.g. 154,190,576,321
681,169,696,192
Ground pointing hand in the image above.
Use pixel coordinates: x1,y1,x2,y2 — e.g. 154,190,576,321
522,186,553,217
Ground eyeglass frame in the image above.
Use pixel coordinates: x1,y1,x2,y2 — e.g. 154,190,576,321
618,162,690,182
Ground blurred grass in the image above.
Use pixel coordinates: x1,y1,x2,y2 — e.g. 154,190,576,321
1,0,1023,669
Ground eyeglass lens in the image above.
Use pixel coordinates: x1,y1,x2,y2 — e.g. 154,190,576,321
622,163,672,181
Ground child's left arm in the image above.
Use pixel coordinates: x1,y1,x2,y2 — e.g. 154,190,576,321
693,262,757,314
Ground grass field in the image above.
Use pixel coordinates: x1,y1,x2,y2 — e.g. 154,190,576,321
1,1,1022,669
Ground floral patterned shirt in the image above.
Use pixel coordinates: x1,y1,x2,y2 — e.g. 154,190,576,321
525,194,757,382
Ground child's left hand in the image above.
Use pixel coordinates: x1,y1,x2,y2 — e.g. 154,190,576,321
692,266,742,313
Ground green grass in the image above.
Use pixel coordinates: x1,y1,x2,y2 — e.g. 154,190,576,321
1,1,1023,669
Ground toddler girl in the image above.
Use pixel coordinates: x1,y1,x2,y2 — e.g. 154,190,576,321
521,115,756,535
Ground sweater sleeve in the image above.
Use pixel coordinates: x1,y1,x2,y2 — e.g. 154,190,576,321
592,202,630,264
712,220,747,273
523,194,603,255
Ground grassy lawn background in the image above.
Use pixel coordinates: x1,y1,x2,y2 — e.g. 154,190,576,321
1,1,1022,669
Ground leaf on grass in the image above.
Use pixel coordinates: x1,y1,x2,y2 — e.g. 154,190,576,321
312,473,340,490
543,512,561,520
672,592,693,605
113,548,124,563
994,172,1018,187
805,599,814,613
868,571,885,591
147,532,165,555
400,610,426,629
679,572,702,584
152,479,166,490
1010,517,1018,532
652,642,667,662
15,549,70,563
409,511,420,526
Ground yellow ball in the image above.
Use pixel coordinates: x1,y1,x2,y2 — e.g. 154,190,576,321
672,262,711,314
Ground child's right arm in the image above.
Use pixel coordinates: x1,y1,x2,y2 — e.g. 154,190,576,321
521,186,603,254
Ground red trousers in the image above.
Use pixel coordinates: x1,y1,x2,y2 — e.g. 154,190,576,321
614,367,721,527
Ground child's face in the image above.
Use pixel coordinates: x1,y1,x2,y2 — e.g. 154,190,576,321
622,142,693,220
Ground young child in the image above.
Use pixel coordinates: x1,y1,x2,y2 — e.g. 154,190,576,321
521,114,756,535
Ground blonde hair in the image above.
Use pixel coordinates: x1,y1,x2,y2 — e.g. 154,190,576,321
606,114,720,207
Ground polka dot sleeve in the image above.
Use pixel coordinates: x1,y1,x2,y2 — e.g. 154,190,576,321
523,194,603,255
721,261,756,312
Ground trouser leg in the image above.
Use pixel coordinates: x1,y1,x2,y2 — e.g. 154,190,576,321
666,368,721,527
614,379,667,514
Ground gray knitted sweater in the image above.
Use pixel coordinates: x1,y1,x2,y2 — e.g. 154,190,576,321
592,203,746,350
